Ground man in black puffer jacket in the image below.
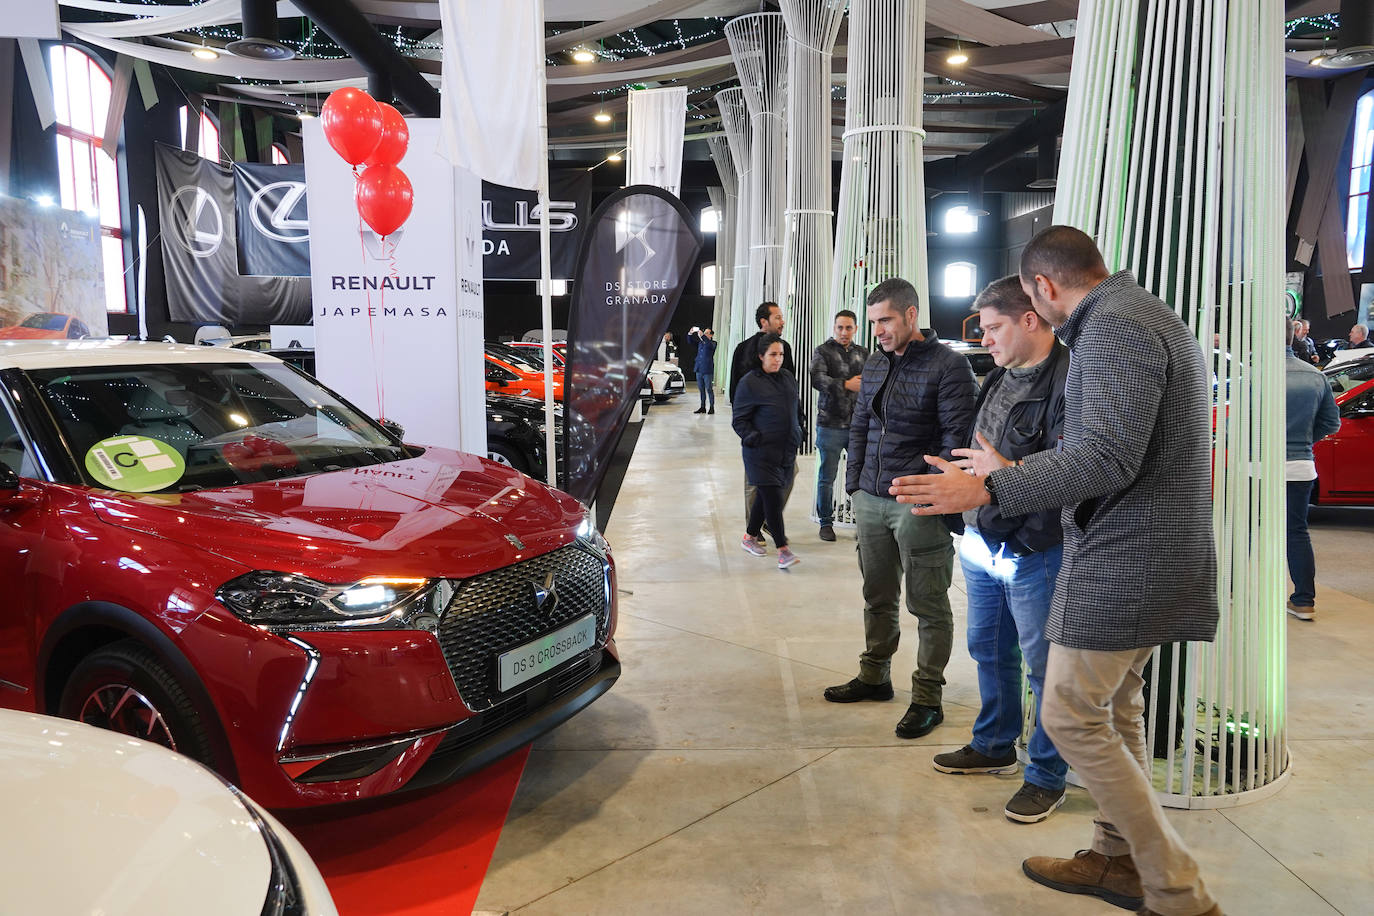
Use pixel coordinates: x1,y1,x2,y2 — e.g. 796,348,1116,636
822,277,977,744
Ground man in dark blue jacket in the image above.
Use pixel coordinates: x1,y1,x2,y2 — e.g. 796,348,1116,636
929,276,1072,825
822,277,977,743
689,327,717,414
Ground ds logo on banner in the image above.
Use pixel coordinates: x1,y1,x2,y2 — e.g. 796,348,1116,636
249,180,309,244
168,186,223,259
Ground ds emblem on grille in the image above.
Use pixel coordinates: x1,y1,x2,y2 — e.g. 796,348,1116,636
531,572,559,616
505,533,526,550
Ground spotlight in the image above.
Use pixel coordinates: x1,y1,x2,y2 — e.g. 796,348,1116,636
946,51,969,66
607,152,623,162
594,111,612,124
297,110,316,120
572,49,596,63
192,46,220,61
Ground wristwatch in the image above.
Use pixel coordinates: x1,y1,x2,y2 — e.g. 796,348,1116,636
983,472,998,505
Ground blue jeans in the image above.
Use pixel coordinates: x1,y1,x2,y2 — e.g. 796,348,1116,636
1287,479,1315,606
814,426,847,525
697,373,715,410
960,533,1067,792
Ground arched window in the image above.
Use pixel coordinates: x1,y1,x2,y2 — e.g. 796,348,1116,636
1347,90,1374,270
49,45,127,313
271,143,290,165
943,261,977,298
179,106,222,161
699,206,720,234
944,205,979,234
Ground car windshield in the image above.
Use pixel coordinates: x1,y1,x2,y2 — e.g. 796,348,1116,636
22,314,68,330
27,361,406,492
487,343,541,372
1326,359,1374,393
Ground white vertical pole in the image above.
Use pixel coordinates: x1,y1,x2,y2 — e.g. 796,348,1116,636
536,0,557,485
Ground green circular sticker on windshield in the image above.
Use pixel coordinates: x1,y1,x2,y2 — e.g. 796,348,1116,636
85,435,186,492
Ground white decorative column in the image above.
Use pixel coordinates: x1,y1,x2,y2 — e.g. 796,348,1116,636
716,87,756,360
707,158,736,394
1051,0,1288,807
725,12,789,311
779,0,846,450
829,0,929,330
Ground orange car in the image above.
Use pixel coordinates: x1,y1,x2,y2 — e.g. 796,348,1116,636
0,313,93,340
485,342,564,401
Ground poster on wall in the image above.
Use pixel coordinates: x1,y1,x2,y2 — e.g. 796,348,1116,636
155,145,310,324
482,170,591,280
304,118,486,454
0,195,108,338
563,185,702,507
234,162,310,278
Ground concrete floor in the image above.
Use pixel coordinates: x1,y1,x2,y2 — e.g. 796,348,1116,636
475,397,1374,916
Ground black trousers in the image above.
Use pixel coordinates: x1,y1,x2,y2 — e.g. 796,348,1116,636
747,484,788,548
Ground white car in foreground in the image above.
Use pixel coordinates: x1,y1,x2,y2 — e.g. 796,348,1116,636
0,709,336,915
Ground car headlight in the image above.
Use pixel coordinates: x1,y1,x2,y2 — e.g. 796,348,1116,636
217,572,452,630
575,510,610,556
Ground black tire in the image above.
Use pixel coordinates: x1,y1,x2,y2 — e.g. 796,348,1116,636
58,639,221,769
487,440,531,474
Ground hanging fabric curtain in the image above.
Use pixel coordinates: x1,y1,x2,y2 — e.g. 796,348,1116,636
627,86,688,196
61,25,363,79
58,0,298,38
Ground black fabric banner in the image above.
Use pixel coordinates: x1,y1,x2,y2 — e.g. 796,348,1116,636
155,144,310,324
482,170,592,280
563,186,703,509
234,162,310,277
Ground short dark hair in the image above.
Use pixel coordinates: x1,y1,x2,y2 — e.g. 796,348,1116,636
835,309,857,323
755,301,780,328
1019,225,1108,290
756,332,784,357
1286,318,1297,347
866,278,918,316
973,275,1035,319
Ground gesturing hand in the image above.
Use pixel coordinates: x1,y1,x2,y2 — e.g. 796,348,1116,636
889,455,992,515
952,432,1012,476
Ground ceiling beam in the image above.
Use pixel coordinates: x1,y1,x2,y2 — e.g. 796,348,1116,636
289,0,440,115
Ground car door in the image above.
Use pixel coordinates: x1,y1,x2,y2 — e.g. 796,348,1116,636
0,402,46,705
1330,386,1374,499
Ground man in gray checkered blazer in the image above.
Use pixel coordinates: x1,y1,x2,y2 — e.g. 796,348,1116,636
890,226,1221,916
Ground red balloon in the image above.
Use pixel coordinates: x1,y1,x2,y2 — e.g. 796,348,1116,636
363,103,410,168
321,88,383,165
355,164,414,237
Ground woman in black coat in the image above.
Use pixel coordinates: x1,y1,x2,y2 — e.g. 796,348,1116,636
732,334,803,569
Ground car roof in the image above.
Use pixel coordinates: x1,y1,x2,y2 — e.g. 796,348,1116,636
0,340,279,372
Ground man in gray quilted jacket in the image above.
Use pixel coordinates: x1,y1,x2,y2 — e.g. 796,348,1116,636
890,226,1221,916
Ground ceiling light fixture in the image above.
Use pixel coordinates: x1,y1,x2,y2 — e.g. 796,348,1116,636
607,151,623,162
192,45,220,61
297,110,315,120
947,49,969,66
594,111,612,124
572,49,596,63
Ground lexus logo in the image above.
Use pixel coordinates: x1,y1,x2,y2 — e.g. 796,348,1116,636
168,186,223,259
249,180,309,244
615,216,657,270
530,572,559,616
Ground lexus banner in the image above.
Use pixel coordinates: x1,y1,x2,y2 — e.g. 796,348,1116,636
482,170,591,280
235,162,309,277
154,145,310,324
563,186,702,507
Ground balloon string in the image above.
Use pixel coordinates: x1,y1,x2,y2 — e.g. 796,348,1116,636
356,204,384,421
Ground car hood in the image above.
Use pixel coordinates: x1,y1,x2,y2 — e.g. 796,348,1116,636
0,710,311,915
90,447,585,581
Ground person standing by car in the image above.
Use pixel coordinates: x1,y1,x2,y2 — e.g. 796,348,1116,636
810,310,868,542
822,278,977,743
929,276,1072,825
1292,319,1319,364
657,331,678,364
1349,323,1373,350
730,302,798,531
1285,316,1341,621
889,226,1221,916
732,334,802,569
689,327,717,415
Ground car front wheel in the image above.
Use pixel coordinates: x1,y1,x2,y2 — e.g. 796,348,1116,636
59,640,221,768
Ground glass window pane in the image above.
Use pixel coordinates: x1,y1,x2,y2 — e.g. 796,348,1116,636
201,114,221,161
701,263,718,297
700,207,719,234
944,205,978,234
1355,96,1374,167
66,49,93,136
56,134,76,210
72,138,95,216
49,46,70,127
271,144,289,165
944,262,976,298
1348,194,1367,269
96,149,119,229
88,57,111,137
102,235,126,313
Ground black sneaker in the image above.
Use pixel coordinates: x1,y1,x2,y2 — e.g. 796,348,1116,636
693,407,706,414
932,744,1019,775
1004,782,1066,824
819,525,836,541
894,703,944,739
823,678,894,703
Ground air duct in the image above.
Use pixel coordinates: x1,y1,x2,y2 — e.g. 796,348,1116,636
1319,0,1374,69
227,0,296,61
1027,134,1057,189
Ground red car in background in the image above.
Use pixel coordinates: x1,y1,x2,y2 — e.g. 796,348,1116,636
485,342,564,401
1314,355,1374,506
0,340,618,807
0,312,92,340
509,340,567,368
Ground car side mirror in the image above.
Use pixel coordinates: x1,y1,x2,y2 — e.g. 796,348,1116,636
378,418,405,440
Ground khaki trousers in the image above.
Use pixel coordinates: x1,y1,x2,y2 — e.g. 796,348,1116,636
1042,643,1216,916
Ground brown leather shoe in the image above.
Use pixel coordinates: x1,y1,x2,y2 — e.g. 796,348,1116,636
1138,907,1223,916
1022,849,1144,911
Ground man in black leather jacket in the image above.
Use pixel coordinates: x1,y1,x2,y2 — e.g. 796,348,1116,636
822,278,977,743
929,276,1072,826
809,310,868,541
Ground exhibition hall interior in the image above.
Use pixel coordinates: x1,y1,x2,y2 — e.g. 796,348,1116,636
1,0,1373,914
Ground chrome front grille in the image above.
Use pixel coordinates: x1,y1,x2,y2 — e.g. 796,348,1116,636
436,545,609,711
